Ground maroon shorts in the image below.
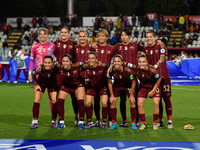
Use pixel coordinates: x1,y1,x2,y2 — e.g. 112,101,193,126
113,87,131,98
160,78,171,97
86,87,108,96
36,86,57,93
60,83,84,94
137,86,161,98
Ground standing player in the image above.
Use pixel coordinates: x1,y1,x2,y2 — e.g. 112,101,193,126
56,54,85,129
30,55,58,129
81,52,108,129
143,31,173,129
114,28,142,127
54,27,79,125
91,28,116,127
135,53,161,130
107,54,137,130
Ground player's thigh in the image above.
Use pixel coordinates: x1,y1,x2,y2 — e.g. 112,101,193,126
58,90,69,100
152,97,160,107
34,91,44,103
75,86,85,100
49,91,58,103
137,97,146,107
100,95,108,107
85,95,94,107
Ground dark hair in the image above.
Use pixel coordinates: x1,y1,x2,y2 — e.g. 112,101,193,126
113,54,123,61
44,55,53,62
63,54,73,62
89,51,98,58
61,26,69,33
146,30,156,37
121,28,131,36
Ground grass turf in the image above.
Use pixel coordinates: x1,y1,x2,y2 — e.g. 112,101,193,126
0,83,200,142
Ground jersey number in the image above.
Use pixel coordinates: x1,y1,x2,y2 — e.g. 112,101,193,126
163,85,170,92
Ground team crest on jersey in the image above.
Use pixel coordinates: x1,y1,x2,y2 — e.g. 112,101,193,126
48,74,50,77
119,75,122,79
63,44,66,48
87,50,90,53
98,70,102,73
101,50,104,54
69,45,73,49
57,43,60,47
92,71,95,75
107,51,111,54
81,50,84,54
142,74,144,77
42,48,45,52
124,46,128,50
119,46,122,50
130,46,134,49
160,48,165,53
73,70,77,74
67,72,70,76
150,50,153,55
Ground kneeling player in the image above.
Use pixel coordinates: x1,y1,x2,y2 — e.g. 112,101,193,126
30,55,58,129
107,54,137,130
136,53,161,130
81,52,108,129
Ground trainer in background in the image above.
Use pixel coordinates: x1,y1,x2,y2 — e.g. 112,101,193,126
13,46,29,83
0,42,12,83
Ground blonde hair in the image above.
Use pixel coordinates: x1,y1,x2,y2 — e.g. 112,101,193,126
39,28,49,35
97,28,109,37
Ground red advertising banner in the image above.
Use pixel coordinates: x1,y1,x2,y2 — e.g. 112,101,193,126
67,14,77,20
189,16,200,24
147,13,157,20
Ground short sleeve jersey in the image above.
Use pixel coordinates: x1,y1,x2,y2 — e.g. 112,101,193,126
136,65,160,90
115,42,143,65
108,66,135,88
54,39,76,63
143,43,170,79
74,44,91,63
91,44,116,65
80,63,107,89
29,42,55,71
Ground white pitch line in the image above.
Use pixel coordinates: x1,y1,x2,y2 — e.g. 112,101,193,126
172,87,200,91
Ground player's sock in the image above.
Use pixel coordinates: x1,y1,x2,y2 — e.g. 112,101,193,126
86,105,93,123
164,97,172,117
94,96,100,121
78,99,85,121
33,102,40,120
159,114,163,120
71,97,79,116
168,115,172,123
139,114,146,124
130,107,137,124
51,103,57,121
159,99,164,119
102,106,108,123
120,95,127,121
57,98,65,121
110,108,117,123
153,114,159,125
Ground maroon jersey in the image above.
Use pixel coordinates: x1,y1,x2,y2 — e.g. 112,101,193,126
54,39,76,63
74,44,91,62
115,42,142,65
108,66,135,88
58,63,83,87
80,63,107,89
91,44,116,65
143,43,170,79
135,65,160,90
34,65,58,88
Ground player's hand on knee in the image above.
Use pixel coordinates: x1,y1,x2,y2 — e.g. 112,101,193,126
148,91,154,98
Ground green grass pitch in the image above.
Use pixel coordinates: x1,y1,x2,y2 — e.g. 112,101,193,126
0,83,200,142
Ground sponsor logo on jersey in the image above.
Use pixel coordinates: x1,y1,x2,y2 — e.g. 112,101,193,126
160,48,165,53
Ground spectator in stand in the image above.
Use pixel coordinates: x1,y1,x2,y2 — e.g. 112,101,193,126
7,24,12,36
194,24,199,32
132,14,136,27
155,29,160,36
193,32,198,41
22,37,28,45
182,38,188,48
178,14,185,31
189,54,193,58
139,40,144,46
38,16,43,28
134,28,139,38
153,17,159,29
187,34,193,45
184,14,189,24
164,28,170,39
172,38,177,47
100,20,105,29
159,29,164,37
95,15,101,28
143,15,149,27
71,16,78,27
123,15,129,28
161,35,167,46
45,23,51,29
57,22,63,31
43,16,49,27
49,26,54,35
184,21,190,33
159,16,164,29
126,22,132,31
16,16,23,30
109,20,114,31
99,16,104,25
90,35,97,44
0,23,2,32
169,54,175,61
166,19,173,31
141,28,146,38
111,33,118,46
194,53,198,58
190,24,194,32
24,24,30,31
117,14,123,30
180,51,187,64
2,23,8,35
32,16,37,28
172,16,177,29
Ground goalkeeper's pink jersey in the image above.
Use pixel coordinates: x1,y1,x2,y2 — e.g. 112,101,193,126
29,42,55,71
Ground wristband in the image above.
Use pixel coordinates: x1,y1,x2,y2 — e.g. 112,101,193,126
29,71,32,75
127,63,133,68
154,64,158,69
